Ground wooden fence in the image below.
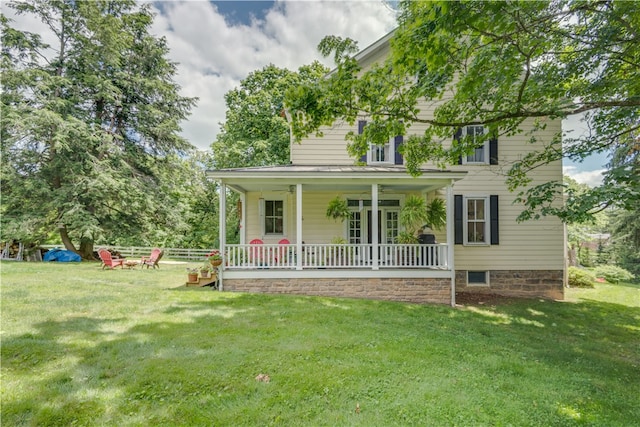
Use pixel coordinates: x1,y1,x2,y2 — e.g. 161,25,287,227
40,245,214,261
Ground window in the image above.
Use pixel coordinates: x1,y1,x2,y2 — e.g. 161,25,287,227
385,211,399,243
468,271,489,285
462,125,488,164
358,120,404,165
454,195,499,245
465,197,489,245
369,140,392,164
264,200,283,234
347,199,400,207
349,211,362,244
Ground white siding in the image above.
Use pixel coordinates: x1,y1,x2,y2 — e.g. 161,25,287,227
449,117,564,270
291,122,354,165
244,192,349,244
287,40,565,272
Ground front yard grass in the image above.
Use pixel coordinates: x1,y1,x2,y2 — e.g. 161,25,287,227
1,261,638,426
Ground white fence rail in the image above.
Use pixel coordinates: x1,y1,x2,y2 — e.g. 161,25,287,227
40,245,214,261
225,243,449,270
39,243,449,268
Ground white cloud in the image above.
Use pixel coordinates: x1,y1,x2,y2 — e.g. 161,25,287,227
4,0,395,151
149,0,397,149
563,166,605,187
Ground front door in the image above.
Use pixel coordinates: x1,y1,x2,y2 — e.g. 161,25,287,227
348,200,400,264
350,208,400,244
364,209,400,263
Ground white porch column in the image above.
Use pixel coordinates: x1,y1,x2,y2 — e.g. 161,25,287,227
372,183,379,270
296,183,303,270
240,192,246,245
219,182,227,291
446,181,455,306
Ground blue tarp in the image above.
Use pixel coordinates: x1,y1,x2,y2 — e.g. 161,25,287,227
43,248,81,262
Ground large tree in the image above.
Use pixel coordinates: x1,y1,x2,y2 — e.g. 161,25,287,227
212,62,327,169
1,0,197,257
285,0,639,223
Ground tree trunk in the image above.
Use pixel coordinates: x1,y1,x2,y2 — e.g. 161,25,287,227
78,238,95,260
59,225,78,253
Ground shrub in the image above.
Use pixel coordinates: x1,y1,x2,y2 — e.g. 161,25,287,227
593,265,635,284
568,267,596,288
578,247,593,267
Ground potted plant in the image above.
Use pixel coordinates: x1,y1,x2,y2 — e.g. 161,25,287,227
399,195,429,240
326,196,350,222
397,195,430,265
206,250,223,267
399,196,447,238
200,264,212,279
396,231,419,244
186,267,199,283
425,198,446,231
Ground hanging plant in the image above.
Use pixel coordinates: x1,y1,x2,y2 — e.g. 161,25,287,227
326,196,350,222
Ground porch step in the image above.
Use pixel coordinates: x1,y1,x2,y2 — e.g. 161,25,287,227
185,275,218,288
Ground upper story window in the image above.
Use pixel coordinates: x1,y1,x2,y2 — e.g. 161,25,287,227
455,126,498,166
369,139,392,164
463,125,488,164
358,120,403,165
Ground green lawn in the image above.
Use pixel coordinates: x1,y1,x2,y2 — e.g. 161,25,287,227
1,261,638,426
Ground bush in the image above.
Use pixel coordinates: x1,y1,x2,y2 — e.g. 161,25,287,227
578,247,593,267
593,265,635,284
568,267,596,288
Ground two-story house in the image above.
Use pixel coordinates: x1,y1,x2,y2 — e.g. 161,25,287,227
208,32,566,305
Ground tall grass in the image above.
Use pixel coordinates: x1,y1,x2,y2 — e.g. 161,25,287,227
1,261,639,426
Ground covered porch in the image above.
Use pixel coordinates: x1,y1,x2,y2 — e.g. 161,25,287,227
208,165,467,305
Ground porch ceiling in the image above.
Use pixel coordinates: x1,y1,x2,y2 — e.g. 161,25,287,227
207,165,467,193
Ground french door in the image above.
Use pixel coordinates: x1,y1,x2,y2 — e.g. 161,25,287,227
347,209,399,265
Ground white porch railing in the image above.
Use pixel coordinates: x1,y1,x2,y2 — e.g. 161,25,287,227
224,243,449,270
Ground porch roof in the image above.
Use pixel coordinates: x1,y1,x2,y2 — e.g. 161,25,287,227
207,165,467,193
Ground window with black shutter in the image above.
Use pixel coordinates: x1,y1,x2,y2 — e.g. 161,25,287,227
358,120,404,165
454,195,499,245
455,126,498,165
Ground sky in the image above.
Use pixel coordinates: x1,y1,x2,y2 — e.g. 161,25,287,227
4,0,606,186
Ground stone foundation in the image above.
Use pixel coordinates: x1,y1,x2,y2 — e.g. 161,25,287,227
223,277,452,305
455,270,564,300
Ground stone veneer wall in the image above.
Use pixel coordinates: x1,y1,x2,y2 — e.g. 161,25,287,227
223,277,452,304
455,270,565,300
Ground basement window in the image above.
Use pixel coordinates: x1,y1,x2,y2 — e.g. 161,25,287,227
467,271,489,286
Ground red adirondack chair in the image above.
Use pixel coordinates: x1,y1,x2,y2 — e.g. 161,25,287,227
98,248,125,269
141,248,164,269
276,238,290,264
249,239,264,264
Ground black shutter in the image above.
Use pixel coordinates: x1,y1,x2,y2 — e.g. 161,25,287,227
490,195,499,245
394,134,403,165
358,120,367,163
454,195,463,244
489,137,498,165
454,127,463,165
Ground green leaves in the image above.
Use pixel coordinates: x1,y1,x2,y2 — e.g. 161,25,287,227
286,0,640,223
213,62,328,169
1,0,197,254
